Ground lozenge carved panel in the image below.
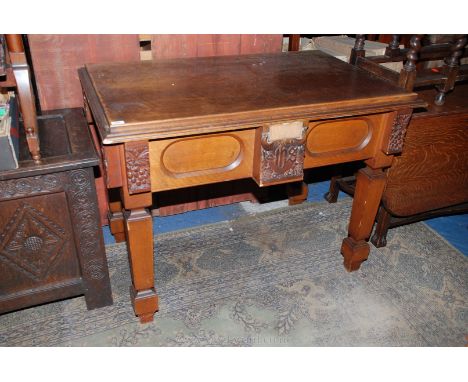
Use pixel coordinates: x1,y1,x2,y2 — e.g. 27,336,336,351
0,192,80,297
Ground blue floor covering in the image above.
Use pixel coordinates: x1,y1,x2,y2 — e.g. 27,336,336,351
103,180,468,256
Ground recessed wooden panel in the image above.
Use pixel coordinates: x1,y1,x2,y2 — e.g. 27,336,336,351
162,135,242,175
0,193,80,296
306,118,371,155
304,115,384,168
149,130,255,191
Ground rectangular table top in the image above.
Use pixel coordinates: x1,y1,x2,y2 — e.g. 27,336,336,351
80,50,422,143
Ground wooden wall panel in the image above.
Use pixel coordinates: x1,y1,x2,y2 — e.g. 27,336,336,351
28,34,141,110
239,34,284,54
151,34,283,59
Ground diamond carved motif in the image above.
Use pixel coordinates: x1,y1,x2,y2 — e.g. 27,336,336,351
0,203,67,281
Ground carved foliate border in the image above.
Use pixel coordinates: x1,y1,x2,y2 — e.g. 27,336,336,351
67,169,110,283
124,141,151,194
0,174,63,201
386,110,412,154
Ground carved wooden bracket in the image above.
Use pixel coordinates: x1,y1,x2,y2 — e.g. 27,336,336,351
257,121,307,185
386,110,412,155
124,141,151,194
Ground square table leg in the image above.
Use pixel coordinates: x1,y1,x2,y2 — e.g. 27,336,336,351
341,166,387,271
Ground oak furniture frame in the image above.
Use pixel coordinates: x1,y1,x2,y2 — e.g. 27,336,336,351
80,50,424,323
0,108,113,314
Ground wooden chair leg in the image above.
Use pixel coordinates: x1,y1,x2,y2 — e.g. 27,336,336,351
350,34,366,65
371,206,392,248
287,181,308,205
385,35,401,57
398,34,423,91
324,175,342,203
435,34,468,105
341,167,387,271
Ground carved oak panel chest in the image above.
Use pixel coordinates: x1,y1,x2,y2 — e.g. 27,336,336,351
0,108,112,314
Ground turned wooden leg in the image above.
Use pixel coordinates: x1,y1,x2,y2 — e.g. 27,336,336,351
350,34,366,65
287,181,308,205
385,34,401,57
341,167,387,271
435,34,467,106
108,189,126,243
370,206,391,248
398,34,423,91
124,207,158,323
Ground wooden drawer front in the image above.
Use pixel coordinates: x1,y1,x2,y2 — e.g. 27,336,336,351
149,129,255,192
0,193,81,300
304,114,384,168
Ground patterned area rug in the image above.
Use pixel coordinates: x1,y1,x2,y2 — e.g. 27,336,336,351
0,199,466,346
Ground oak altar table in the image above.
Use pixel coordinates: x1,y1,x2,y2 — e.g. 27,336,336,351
79,50,424,323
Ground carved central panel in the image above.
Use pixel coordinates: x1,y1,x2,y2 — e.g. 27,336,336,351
258,122,307,186
0,203,67,281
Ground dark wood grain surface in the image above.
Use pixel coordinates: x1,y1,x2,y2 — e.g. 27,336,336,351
83,50,422,143
383,112,468,216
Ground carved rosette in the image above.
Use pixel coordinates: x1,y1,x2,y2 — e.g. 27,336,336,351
259,128,307,185
67,169,106,280
124,141,151,194
0,202,67,281
386,111,412,154
0,174,62,201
